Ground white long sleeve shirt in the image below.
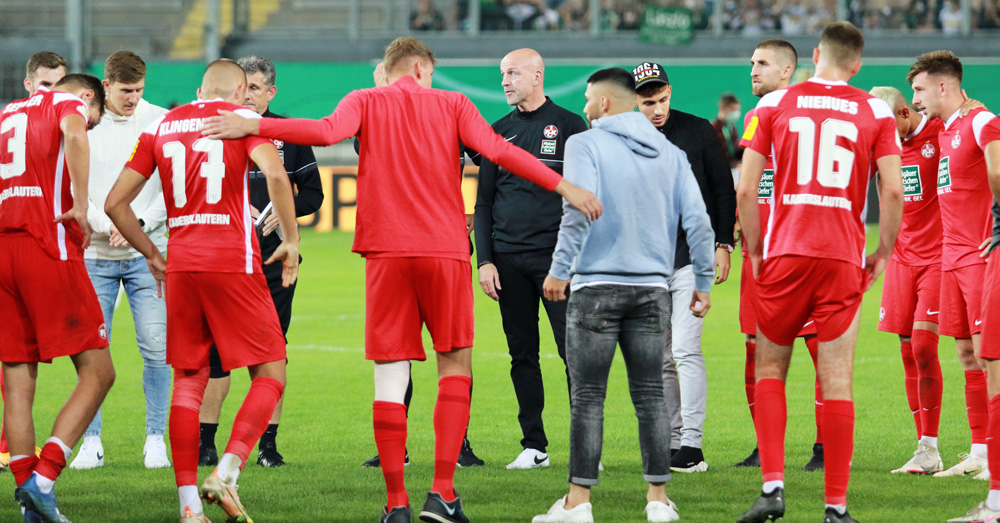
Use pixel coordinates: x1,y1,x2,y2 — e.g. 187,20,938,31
86,98,169,260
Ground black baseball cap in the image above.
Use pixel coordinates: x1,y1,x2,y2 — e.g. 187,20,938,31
632,62,669,91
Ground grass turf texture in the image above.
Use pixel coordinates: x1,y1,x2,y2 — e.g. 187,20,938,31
11,228,987,522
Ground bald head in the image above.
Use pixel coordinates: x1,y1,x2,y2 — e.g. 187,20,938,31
501,48,546,111
199,59,247,103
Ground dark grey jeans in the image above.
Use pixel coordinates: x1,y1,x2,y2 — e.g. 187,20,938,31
565,284,673,486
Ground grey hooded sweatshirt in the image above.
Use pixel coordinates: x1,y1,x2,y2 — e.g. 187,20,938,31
549,111,715,292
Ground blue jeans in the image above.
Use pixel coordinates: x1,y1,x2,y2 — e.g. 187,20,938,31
84,257,169,436
565,284,673,486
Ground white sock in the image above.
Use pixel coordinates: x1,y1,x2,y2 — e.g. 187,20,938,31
178,485,202,517
46,437,73,461
10,455,29,463
762,480,784,494
972,444,989,460
33,472,55,494
987,490,1000,511
217,453,242,484
918,436,938,449
826,504,846,514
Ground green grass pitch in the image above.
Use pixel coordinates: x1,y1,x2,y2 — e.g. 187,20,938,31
14,228,988,522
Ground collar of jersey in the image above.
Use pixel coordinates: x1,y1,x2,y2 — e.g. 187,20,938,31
806,77,848,87
904,113,928,142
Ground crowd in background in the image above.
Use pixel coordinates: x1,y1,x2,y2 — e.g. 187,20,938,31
410,0,1000,32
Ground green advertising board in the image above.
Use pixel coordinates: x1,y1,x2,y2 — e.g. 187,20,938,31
638,6,694,45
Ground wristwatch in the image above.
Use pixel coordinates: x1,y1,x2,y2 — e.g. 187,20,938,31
716,242,734,253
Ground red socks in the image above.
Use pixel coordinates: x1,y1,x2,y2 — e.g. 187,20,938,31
373,401,409,510
10,455,39,487
900,340,921,438
34,442,67,483
805,337,823,445
170,368,209,488
432,376,472,502
822,399,854,506
755,378,786,482
989,395,1000,491
224,377,285,463
910,329,942,437
965,370,990,444
745,341,756,420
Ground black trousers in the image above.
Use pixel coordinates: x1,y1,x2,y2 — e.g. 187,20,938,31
493,249,569,452
209,253,298,379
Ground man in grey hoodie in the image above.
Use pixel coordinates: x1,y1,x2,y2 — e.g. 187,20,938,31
533,68,715,523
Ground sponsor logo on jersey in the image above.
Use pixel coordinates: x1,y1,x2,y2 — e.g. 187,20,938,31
543,125,558,139
742,116,758,141
540,140,557,155
952,133,961,149
902,165,922,199
278,150,285,164
937,156,951,193
757,169,774,200
921,142,936,158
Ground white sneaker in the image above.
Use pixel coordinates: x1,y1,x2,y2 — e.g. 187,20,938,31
934,453,987,477
891,442,943,474
947,501,1000,522
532,496,593,523
69,436,104,470
506,448,549,470
144,435,171,469
974,468,991,481
645,500,680,522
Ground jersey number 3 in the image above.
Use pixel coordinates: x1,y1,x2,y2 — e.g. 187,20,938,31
163,138,226,207
1,113,28,180
789,117,858,189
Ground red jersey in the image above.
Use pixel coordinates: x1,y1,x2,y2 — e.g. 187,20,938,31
740,108,776,257
258,75,563,261
741,78,901,267
0,87,90,261
888,115,944,266
125,100,269,274
937,108,997,271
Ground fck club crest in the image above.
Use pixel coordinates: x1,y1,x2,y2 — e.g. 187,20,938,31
952,133,961,149
543,125,558,139
921,142,935,158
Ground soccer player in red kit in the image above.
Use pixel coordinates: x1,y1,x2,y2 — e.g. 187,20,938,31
736,22,903,523
0,74,115,523
202,37,601,523
105,59,300,523
869,85,948,475
908,51,997,484
735,38,826,472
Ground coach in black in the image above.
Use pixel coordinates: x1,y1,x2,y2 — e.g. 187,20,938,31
198,55,324,468
633,61,736,474
472,48,588,470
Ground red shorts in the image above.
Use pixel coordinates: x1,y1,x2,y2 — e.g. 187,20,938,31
0,234,108,363
365,256,474,361
165,271,286,371
939,264,985,338
739,256,818,337
755,256,867,346
878,261,942,336
979,255,1000,359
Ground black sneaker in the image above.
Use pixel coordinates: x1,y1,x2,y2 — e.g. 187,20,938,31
419,491,469,523
257,444,286,468
734,447,761,468
380,505,412,523
803,443,824,472
198,441,218,467
670,445,708,472
457,438,484,467
737,487,785,523
823,507,859,523
363,451,411,468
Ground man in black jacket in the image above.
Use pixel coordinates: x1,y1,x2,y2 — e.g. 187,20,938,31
198,55,324,468
633,61,737,473
473,48,588,470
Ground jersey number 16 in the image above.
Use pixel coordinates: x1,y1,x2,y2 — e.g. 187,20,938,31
788,117,859,189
